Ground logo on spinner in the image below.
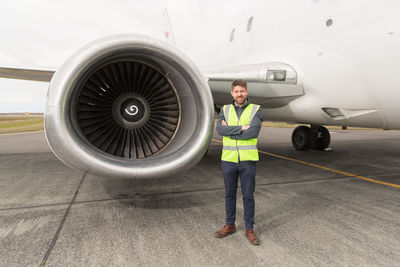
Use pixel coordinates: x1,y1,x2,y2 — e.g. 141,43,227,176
125,105,138,116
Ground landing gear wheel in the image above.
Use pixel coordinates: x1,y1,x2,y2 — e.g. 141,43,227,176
313,126,331,150
291,126,313,151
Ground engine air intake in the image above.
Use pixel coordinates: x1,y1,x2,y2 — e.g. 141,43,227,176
45,34,213,178
76,60,180,158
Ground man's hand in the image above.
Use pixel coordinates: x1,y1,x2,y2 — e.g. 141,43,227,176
241,125,250,131
222,120,227,126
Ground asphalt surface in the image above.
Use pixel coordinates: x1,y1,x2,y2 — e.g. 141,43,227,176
1,128,400,267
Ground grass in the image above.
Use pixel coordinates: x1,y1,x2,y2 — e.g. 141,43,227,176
0,116,44,134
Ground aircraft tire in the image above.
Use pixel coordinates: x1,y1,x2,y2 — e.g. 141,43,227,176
291,126,313,151
313,126,331,150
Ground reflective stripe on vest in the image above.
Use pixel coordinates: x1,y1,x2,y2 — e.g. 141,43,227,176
223,145,258,151
221,103,260,163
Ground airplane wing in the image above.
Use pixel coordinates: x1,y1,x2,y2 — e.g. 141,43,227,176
0,66,55,82
0,62,304,109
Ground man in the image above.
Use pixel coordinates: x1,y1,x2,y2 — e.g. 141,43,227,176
215,78,263,245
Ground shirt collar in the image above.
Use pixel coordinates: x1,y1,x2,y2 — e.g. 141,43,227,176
233,99,249,108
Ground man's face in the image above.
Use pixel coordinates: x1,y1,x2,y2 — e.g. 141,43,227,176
231,85,248,105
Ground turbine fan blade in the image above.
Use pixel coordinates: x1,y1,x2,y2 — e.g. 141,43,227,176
76,60,180,158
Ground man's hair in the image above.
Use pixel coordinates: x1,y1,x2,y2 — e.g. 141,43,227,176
231,79,247,90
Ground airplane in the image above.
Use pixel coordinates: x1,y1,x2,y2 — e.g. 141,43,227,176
0,0,399,179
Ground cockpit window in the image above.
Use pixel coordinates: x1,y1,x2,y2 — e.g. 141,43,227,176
247,16,253,32
230,28,235,42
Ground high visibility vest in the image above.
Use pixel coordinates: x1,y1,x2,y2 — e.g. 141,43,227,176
221,103,260,163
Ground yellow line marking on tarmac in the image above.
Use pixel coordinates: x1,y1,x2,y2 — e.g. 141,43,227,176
211,138,400,189
0,130,44,136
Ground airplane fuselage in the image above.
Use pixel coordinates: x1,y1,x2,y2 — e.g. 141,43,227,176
193,0,400,130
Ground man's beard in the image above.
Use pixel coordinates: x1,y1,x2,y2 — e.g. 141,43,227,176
236,97,245,104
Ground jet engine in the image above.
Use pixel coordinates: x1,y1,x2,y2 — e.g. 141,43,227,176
45,34,214,178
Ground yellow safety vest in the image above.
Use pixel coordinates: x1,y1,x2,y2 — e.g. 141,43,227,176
221,103,260,163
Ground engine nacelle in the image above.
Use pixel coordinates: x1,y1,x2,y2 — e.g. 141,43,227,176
45,34,214,178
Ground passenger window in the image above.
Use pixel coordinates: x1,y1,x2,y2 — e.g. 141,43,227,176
230,28,235,42
247,16,253,32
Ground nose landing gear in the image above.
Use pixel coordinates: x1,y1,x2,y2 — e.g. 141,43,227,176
291,125,331,151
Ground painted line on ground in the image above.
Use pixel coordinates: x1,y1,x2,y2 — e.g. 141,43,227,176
39,172,87,267
211,138,400,189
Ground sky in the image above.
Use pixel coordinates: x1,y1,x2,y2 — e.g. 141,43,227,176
0,0,260,113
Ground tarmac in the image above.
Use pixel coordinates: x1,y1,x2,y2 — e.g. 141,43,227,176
1,127,400,266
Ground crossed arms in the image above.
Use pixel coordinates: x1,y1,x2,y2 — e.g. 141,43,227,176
216,107,263,140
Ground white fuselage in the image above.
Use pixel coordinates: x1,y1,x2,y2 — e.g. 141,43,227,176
192,0,400,130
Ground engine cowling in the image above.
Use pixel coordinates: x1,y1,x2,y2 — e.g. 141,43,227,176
45,34,214,178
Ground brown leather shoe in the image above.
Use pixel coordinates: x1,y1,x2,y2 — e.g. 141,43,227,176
245,229,261,245
214,224,236,238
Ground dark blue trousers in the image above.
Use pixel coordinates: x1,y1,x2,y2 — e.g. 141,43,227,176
222,160,256,230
